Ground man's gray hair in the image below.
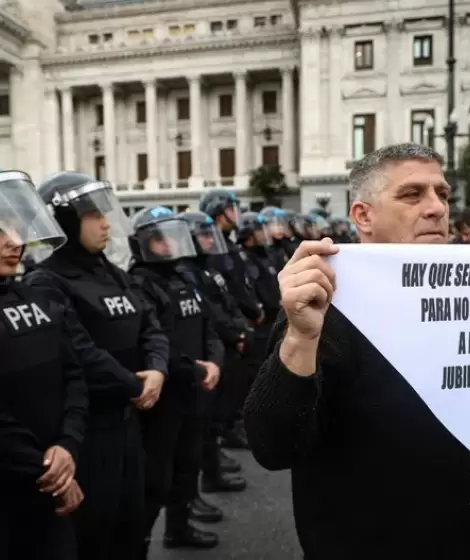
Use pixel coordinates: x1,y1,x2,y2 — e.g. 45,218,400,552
349,143,444,203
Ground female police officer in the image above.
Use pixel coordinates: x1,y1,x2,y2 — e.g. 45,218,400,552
0,170,87,559
24,172,169,560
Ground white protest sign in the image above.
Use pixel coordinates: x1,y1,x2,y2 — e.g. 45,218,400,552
329,243,470,451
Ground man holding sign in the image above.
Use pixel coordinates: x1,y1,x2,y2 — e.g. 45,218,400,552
244,143,470,559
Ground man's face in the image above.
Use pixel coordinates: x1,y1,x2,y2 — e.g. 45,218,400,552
351,159,449,244
148,235,179,258
80,212,111,253
197,232,214,253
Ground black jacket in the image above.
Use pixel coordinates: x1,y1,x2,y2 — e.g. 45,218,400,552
0,280,87,489
244,306,470,559
24,251,169,409
130,263,224,389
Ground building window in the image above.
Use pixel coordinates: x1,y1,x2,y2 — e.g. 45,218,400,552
137,154,148,182
413,35,433,66
169,25,181,36
183,24,196,34
210,21,223,33
88,33,99,44
219,94,233,118
103,32,113,42
0,94,10,116
142,28,154,39
94,155,105,180
177,98,190,120
254,16,266,27
270,14,282,25
354,40,373,70
177,204,189,213
177,151,192,180
227,19,238,30
352,114,376,160
95,104,104,127
136,101,146,124
127,29,140,40
262,90,277,114
219,148,235,183
411,109,435,147
262,146,279,166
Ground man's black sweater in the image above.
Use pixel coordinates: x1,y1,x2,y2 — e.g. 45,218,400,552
244,306,470,559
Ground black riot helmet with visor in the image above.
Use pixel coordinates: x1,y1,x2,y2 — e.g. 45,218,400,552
0,170,66,265
259,206,290,240
176,211,228,256
199,189,241,228
37,171,132,267
293,213,318,240
237,212,272,246
131,206,197,262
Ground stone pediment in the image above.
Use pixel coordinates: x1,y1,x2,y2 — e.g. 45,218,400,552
399,82,445,96
341,84,387,100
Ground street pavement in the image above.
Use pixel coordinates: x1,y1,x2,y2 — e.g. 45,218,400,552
149,449,303,560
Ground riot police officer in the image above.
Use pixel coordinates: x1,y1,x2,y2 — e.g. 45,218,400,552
129,207,224,553
177,210,250,492
199,189,263,449
0,170,87,559
237,211,281,363
24,172,169,560
259,206,291,272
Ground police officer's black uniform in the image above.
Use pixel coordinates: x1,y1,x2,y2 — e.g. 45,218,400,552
237,212,281,364
199,190,262,448
177,211,249,493
129,207,224,553
0,170,88,560
24,172,169,560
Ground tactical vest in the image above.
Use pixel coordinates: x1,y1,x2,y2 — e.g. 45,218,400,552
42,263,146,374
0,283,65,448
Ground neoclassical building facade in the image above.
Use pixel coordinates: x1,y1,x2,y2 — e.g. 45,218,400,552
0,0,469,215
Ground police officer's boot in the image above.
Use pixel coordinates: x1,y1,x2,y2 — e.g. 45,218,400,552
201,469,247,493
164,504,219,549
189,492,224,523
220,423,249,450
219,448,242,473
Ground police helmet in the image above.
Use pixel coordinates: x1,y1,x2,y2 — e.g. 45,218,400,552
130,206,196,262
176,211,228,255
0,170,66,264
237,211,271,245
199,189,240,222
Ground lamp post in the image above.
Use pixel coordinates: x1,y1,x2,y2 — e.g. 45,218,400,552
314,192,332,218
424,0,468,217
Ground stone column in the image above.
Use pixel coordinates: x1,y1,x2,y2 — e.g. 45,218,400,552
61,86,75,170
188,75,203,188
234,71,247,187
43,85,61,174
281,67,295,178
144,78,158,185
299,29,322,177
385,21,402,144
101,82,116,183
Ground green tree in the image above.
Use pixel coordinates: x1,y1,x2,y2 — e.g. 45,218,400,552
248,164,288,206
458,142,470,206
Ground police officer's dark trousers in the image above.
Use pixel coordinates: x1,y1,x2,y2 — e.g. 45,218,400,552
0,491,77,560
74,405,145,560
141,387,204,539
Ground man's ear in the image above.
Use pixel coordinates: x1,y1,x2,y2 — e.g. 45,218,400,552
350,201,372,234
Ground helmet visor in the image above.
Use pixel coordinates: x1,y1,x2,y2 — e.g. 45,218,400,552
254,223,273,246
195,223,228,255
0,172,66,263
265,216,289,239
138,219,197,262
